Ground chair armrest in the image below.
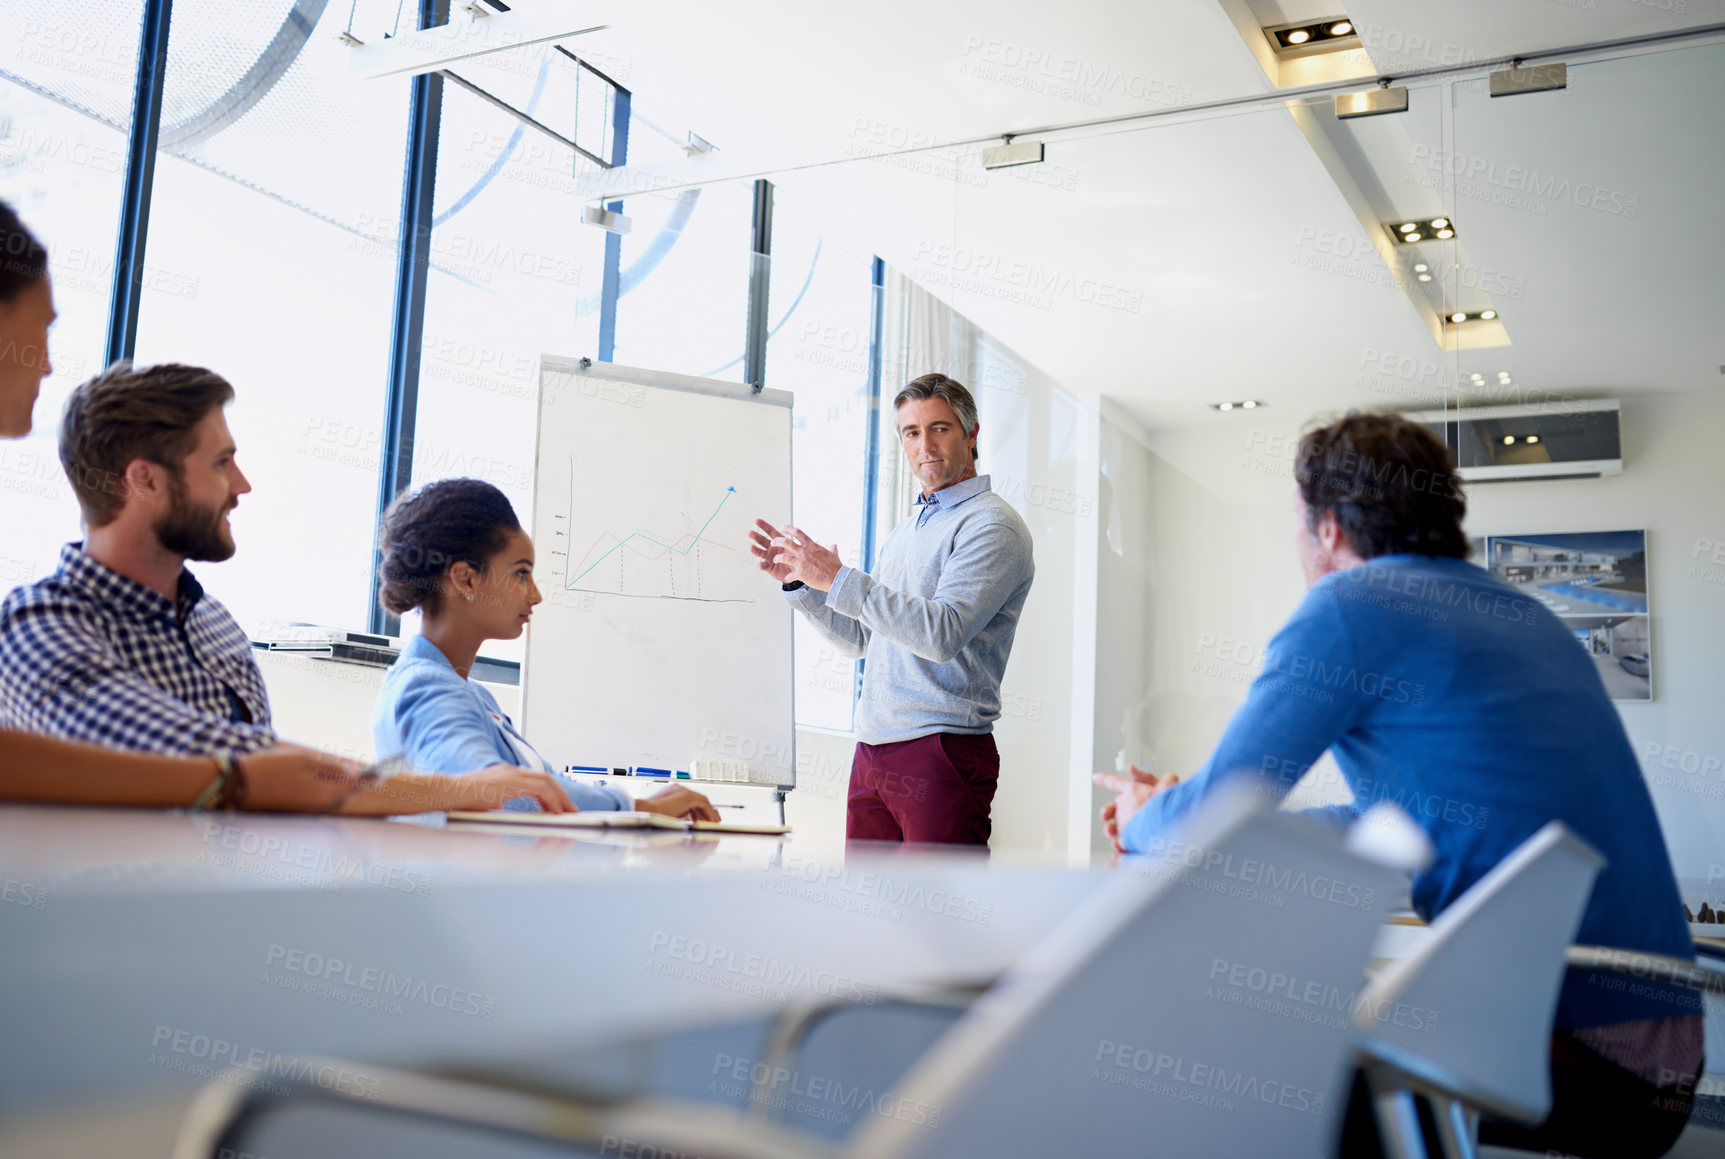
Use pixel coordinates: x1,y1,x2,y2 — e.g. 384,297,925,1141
172,1055,839,1159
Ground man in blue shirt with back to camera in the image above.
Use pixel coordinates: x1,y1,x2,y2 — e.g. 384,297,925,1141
1094,412,1699,1159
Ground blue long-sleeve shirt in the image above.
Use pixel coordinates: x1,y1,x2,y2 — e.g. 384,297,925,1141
787,474,1034,744
372,634,630,812
1122,554,1696,1030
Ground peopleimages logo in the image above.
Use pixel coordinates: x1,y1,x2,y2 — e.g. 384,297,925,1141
148,1025,382,1099
1206,958,1440,1033
709,1054,944,1128
1132,836,1378,911
766,854,994,923
197,820,432,895
1094,1039,1326,1116
1407,145,1639,218
1279,655,1426,707
911,241,1144,313
644,932,879,1003
263,944,496,1018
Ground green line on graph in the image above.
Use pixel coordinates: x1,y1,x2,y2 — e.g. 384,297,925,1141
568,486,736,588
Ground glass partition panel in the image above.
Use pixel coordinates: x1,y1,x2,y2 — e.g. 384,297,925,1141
131,0,411,634
1446,42,1725,895
762,186,874,730
610,170,753,381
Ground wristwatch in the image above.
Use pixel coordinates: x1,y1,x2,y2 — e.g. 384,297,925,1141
782,581,805,591
193,753,248,811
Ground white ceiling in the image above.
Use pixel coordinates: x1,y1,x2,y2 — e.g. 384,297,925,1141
570,0,1725,430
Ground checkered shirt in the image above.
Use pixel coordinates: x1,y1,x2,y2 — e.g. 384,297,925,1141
0,543,275,756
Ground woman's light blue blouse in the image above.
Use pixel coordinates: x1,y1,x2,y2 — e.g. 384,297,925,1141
371,634,630,812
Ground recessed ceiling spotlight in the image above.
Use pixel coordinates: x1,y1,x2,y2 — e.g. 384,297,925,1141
1451,312,1467,323
1212,399,1266,412
1527,435,1539,444
1418,274,1432,282
1242,400,1257,409
1503,436,1516,445
1413,264,1428,273
1269,18,1359,52
1218,402,1234,411
1480,309,1497,320
1388,218,1459,244
1471,374,1485,382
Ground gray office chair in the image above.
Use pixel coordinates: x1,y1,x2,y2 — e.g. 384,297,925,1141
1475,946,1725,1159
743,990,979,1139
175,785,1402,1159
1349,822,1607,1159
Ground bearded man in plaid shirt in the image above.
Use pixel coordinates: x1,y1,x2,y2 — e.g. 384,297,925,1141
0,362,276,756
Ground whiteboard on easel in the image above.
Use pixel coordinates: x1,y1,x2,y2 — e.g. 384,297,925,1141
521,357,795,789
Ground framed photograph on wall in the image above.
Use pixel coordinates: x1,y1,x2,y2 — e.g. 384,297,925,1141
1482,530,1651,702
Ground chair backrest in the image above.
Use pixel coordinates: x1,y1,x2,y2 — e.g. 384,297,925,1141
845,783,1402,1159
1349,821,1605,1124
754,998,971,1141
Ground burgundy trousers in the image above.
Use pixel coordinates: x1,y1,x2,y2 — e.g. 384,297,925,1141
845,732,1000,846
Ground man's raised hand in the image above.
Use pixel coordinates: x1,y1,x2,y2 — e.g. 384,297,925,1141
752,519,844,592
750,518,796,583
775,526,843,592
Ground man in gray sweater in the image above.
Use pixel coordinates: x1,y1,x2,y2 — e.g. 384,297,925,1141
750,374,1034,845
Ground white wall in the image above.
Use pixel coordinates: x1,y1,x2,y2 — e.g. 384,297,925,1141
1120,392,1725,881
1463,392,1725,882
1089,407,1158,859
877,269,1100,860
256,651,386,764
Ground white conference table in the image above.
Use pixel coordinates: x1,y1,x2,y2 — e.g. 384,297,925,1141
0,804,1103,1156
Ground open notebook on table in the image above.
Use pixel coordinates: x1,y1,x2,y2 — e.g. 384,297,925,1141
444,810,791,836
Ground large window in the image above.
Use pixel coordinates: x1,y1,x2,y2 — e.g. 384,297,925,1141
764,188,874,730
128,0,411,635
0,2,143,583
2,4,883,740
408,45,613,659
611,99,752,381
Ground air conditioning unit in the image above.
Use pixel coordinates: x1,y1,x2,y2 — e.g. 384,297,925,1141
1404,399,1621,483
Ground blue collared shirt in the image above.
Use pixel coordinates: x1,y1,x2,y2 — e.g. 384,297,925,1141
788,474,1034,744
371,633,630,812
1120,554,1696,1031
911,474,980,528
0,543,274,755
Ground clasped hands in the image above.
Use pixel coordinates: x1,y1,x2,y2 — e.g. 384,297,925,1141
1092,765,1180,854
750,518,844,592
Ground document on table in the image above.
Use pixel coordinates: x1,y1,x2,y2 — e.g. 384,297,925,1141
445,810,790,836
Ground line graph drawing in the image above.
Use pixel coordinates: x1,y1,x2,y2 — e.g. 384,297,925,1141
525,365,792,786
563,467,752,603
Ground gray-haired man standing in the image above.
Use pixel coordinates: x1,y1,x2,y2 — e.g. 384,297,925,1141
751,373,1034,846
